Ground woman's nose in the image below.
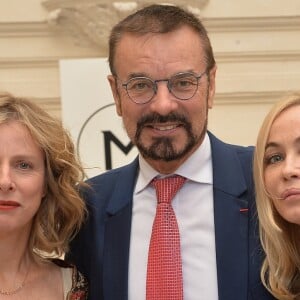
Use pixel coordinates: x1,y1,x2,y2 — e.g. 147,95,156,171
0,167,15,192
282,156,300,180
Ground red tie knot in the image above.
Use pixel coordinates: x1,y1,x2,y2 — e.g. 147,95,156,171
151,175,186,204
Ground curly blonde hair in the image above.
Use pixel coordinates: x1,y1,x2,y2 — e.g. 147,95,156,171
0,92,87,258
253,93,300,299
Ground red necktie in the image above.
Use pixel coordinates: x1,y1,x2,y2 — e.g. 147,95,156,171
146,175,186,300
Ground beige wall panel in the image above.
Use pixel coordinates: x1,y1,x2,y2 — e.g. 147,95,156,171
208,102,276,146
0,0,47,22
203,0,300,17
216,60,300,94
0,36,101,59
0,65,59,96
0,64,61,118
210,30,300,53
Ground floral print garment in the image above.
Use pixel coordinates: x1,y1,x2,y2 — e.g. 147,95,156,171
52,258,88,300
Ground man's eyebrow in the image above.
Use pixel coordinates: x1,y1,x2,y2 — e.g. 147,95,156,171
127,72,151,79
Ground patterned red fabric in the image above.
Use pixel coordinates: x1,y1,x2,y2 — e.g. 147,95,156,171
146,175,186,300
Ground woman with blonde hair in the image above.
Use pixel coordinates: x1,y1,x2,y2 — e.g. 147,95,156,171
0,92,88,299
254,93,300,299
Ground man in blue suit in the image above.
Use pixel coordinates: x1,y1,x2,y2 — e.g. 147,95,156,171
66,5,275,300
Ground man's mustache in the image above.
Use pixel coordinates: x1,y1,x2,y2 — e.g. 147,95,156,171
136,112,190,128
135,112,191,141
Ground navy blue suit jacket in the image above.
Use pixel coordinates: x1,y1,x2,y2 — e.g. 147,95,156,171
66,132,275,300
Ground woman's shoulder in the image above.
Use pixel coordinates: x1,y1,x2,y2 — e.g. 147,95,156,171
51,258,88,300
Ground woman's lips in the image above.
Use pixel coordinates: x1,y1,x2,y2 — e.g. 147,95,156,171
280,188,300,200
0,200,20,210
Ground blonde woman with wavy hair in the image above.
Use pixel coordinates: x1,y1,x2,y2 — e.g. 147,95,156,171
254,93,300,299
0,92,88,299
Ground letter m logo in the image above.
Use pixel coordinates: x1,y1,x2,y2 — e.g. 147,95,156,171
103,131,134,170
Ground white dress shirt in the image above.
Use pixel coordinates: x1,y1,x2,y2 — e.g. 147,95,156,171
128,133,218,300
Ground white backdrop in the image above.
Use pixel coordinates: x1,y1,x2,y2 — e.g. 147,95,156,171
59,58,138,178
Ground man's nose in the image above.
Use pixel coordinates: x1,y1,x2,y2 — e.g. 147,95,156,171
149,81,178,115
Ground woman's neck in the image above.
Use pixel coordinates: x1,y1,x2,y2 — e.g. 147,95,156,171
0,229,33,273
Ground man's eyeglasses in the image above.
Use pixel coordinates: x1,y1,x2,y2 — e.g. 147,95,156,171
118,71,207,104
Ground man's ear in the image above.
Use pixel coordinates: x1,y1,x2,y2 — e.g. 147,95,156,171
108,75,122,116
207,65,217,109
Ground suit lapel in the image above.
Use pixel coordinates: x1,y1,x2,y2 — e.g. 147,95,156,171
210,133,250,300
102,159,139,300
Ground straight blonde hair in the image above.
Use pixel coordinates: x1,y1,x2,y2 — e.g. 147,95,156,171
253,93,300,299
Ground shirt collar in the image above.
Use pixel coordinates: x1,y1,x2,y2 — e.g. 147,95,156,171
135,133,213,194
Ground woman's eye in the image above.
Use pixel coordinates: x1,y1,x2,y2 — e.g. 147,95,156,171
265,154,283,165
18,162,31,169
